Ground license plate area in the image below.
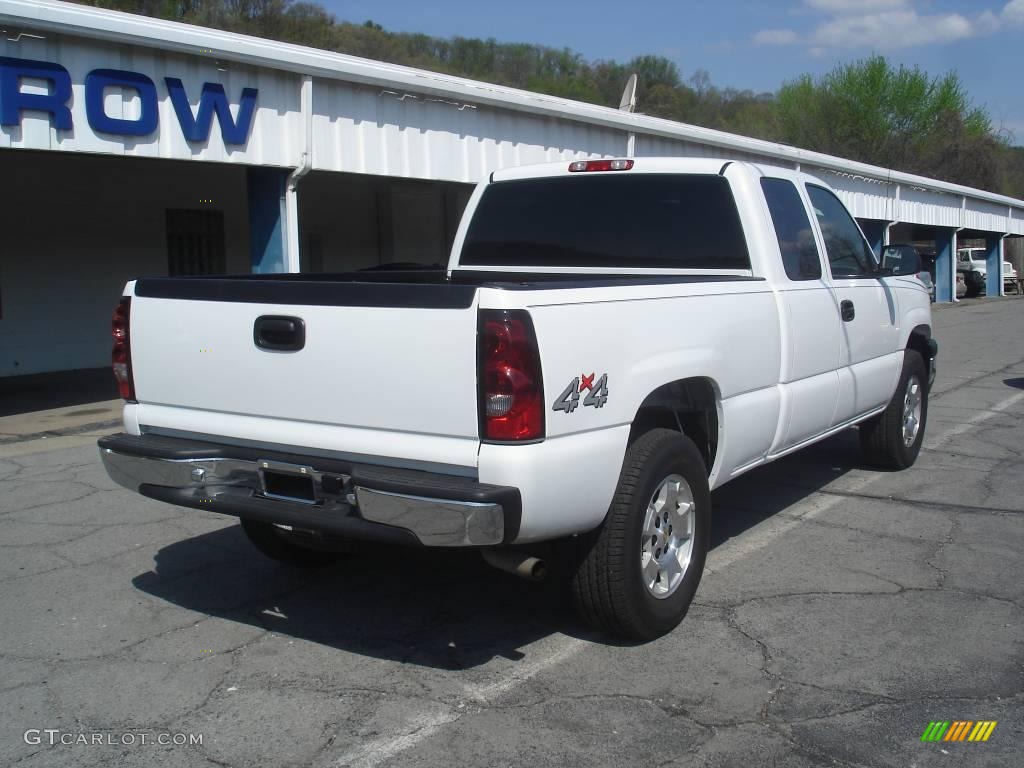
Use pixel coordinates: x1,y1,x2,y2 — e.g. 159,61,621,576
258,460,317,504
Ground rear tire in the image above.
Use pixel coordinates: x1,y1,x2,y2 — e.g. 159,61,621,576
240,519,344,567
859,350,928,470
570,429,710,641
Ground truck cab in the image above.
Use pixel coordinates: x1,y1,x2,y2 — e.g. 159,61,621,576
957,247,987,275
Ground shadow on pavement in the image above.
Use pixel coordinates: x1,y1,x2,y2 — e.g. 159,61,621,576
132,429,864,667
135,529,567,670
1004,377,1024,390
709,429,863,548
0,368,118,416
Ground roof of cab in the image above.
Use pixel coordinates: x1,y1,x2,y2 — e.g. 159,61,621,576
489,157,738,183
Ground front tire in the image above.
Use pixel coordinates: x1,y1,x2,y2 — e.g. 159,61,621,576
571,429,710,641
859,350,928,470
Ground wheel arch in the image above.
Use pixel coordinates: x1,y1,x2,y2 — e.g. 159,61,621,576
905,323,937,391
629,377,721,478
906,323,933,361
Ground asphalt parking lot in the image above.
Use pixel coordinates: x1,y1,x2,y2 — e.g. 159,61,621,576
2,298,1022,768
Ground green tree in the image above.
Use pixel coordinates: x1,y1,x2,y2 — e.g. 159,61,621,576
776,56,996,186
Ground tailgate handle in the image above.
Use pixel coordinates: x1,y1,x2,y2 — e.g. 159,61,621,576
254,316,305,351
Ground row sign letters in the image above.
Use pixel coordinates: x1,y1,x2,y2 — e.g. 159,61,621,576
0,55,258,144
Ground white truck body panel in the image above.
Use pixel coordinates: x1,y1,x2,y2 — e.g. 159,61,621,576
109,157,932,545
128,293,482,470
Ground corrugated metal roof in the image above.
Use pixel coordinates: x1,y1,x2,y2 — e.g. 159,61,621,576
3,0,1024,223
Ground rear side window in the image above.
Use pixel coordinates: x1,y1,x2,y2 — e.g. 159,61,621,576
806,184,877,278
460,174,750,270
760,178,822,281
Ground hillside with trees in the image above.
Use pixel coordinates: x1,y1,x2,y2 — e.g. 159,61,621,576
75,0,1024,197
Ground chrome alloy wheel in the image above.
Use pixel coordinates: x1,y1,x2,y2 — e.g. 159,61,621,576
902,374,923,447
640,474,696,599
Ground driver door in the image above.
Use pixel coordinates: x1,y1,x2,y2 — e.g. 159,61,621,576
805,184,902,425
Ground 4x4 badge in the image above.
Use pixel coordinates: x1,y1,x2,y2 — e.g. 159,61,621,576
553,373,609,413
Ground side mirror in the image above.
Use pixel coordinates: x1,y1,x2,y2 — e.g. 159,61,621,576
881,245,921,276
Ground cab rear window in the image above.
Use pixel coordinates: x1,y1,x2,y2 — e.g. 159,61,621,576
460,174,751,270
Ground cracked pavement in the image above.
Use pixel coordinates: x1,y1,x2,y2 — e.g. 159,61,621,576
1,299,1022,767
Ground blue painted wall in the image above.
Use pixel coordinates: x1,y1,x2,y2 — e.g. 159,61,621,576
247,167,288,273
935,230,954,303
984,235,1003,297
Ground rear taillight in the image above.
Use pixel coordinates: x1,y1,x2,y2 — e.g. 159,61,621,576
478,310,544,442
111,297,135,401
568,159,633,172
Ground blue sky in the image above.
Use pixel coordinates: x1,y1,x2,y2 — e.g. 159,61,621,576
320,0,1024,142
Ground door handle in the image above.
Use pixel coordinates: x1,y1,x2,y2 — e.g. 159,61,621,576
254,316,305,351
840,300,855,322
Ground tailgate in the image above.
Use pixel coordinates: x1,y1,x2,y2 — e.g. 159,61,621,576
127,277,481,465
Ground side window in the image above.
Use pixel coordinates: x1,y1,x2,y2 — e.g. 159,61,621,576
806,185,877,278
761,178,822,281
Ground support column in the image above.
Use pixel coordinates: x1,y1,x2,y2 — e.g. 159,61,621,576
283,75,313,274
246,167,289,274
984,234,1004,297
284,182,303,273
859,219,890,256
934,229,956,303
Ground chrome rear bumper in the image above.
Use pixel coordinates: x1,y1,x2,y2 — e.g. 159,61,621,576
99,433,519,547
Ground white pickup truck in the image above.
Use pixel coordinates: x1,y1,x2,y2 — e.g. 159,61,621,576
99,158,936,640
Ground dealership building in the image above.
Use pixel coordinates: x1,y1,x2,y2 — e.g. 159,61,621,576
2,0,1023,379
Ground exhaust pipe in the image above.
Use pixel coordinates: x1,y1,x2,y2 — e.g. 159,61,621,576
481,549,546,582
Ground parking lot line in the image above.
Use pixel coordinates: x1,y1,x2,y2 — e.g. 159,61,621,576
923,390,1024,450
704,475,876,573
708,388,1024,573
323,389,1024,768
333,709,462,768
330,636,588,768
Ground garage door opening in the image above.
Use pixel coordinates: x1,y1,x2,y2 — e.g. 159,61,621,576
0,150,250,377
297,171,473,273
